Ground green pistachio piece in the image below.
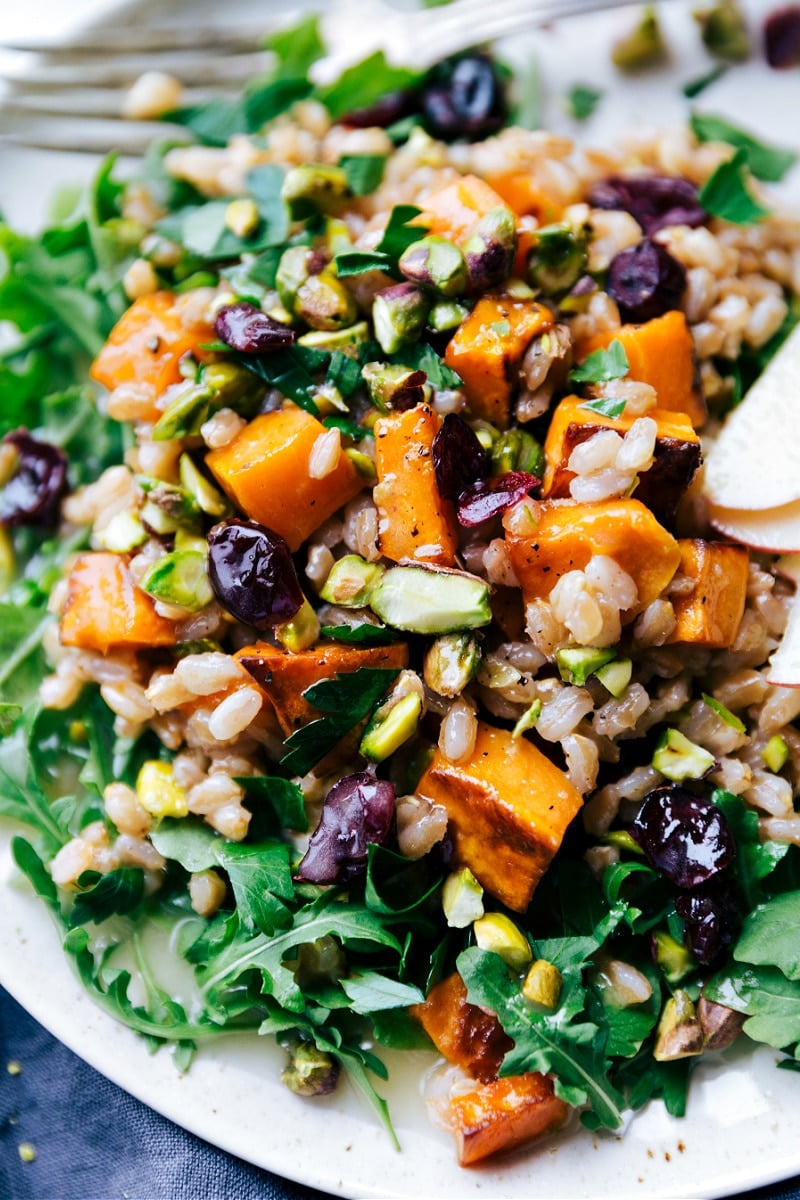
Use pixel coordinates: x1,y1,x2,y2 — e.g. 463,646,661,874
280,1039,340,1097
361,362,427,412
463,206,517,291
522,959,563,1008
141,549,213,612
369,564,491,635
595,658,633,697
694,0,749,61
276,597,321,652
473,913,532,971
398,235,468,297
359,690,422,762
275,245,317,310
179,453,231,518
297,321,369,354
653,990,704,1062
526,223,588,296
652,727,715,781
428,299,470,333
319,555,385,606
281,164,352,220
295,272,358,332
372,283,429,354
612,4,668,71
490,427,544,477
762,734,790,773
423,632,482,697
652,930,694,985
442,867,484,928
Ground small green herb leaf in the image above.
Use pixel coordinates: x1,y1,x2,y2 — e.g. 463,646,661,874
571,339,629,386
682,64,728,99
316,53,420,122
281,667,400,774
565,84,603,120
698,149,772,224
691,112,797,182
339,155,387,197
320,623,397,645
70,867,145,927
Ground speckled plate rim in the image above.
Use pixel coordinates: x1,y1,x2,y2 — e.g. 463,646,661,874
2,2,800,1196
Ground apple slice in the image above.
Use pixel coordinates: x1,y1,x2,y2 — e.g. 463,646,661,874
703,324,800,512
767,595,800,687
776,554,800,586
709,497,800,552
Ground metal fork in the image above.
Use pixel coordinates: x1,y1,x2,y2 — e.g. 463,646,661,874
0,0,658,154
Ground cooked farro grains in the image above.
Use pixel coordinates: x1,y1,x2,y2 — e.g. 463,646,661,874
5,35,800,1168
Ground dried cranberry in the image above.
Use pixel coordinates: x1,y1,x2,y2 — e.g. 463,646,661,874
214,302,296,354
0,429,68,529
630,785,736,889
606,239,687,323
432,413,489,502
421,54,506,141
340,89,418,128
456,471,540,527
296,772,395,884
589,175,706,235
207,518,304,628
676,884,740,966
764,6,800,66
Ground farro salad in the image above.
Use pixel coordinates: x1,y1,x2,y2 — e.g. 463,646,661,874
3,6,800,1168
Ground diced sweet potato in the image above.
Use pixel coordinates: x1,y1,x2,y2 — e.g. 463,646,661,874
374,404,458,566
412,973,512,1084
60,552,177,654
234,641,409,735
416,174,509,243
445,294,553,428
503,497,682,618
416,722,583,911
543,395,702,526
206,407,364,552
575,311,706,429
90,292,215,420
447,1072,568,1166
666,539,749,648
484,172,564,223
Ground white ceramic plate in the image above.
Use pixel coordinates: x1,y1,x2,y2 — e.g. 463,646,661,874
2,2,800,1196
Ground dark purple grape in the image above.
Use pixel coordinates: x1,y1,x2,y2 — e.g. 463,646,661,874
296,772,395,884
630,785,736,889
340,89,418,128
676,884,741,966
456,471,540,527
589,175,707,235
421,54,506,141
764,6,800,66
432,413,489,502
606,239,687,323
207,518,303,628
0,429,68,529
214,302,296,354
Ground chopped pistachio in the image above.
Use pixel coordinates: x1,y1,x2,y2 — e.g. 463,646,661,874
361,362,427,412
398,235,468,297
68,720,88,743
179,453,231,518
694,0,749,60
603,829,644,856
511,698,542,739
473,913,533,971
281,164,351,220
490,427,544,477
701,692,746,734
697,995,745,1050
423,632,482,697
6,1060,21,1076
345,448,377,478
360,690,422,762
526,223,588,296
324,216,352,254
319,555,384,607
152,361,264,441
504,278,536,300
372,283,430,354
763,734,790,773
96,510,148,554
652,929,694,984
297,321,369,354
225,197,260,238
281,1039,340,1097
556,646,616,686
295,272,358,332
442,867,485,928
428,299,469,333
652,727,715,781
18,1143,36,1164
522,959,563,1008
136,761,188,818
370,565,491,635
276,246,317,310
276,597,321,653
595,658,633,698
0,527,13,590
612,4,668,71
141,549,213,612
463,206,517,292
653,989,704,1061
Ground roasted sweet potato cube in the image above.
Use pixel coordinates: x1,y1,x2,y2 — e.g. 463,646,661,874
447,1072,568,1166
206,407,364,552
411,973,512,1083
575,311,706,429
416,722,583,911
416,174,509,242
543,396,701,526
60,552,177,654
503,497,682,619
374,404,458,566
445,295,553,428
666,539,749,648
234,641,409,735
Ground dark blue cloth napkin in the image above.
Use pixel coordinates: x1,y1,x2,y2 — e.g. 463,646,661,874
2,984,799,1200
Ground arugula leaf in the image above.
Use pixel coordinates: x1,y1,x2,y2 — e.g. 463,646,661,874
570,339,629,385
339,155,387,197
365,844,441,917
217,840,294,936
691,112,797,182
264,14,325,81
712,790,789,908
370,1007,435,1049
682,64,728,98
734,892,800,981
69,867,146,927
320,623,397,646
0,604,53,704
149,817,227,872
316,53,421,122
280,667,400,774
706,963,800,1053
156,165,288,262
12,836,59,913
565,84,603,120
340,971,424,1013
0,741,69,853
698,150,771,224
236,775,308,832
